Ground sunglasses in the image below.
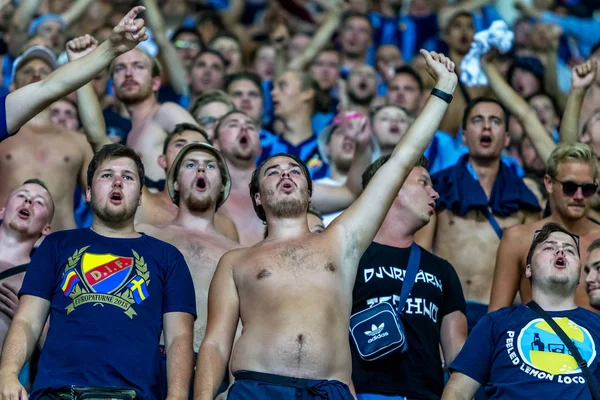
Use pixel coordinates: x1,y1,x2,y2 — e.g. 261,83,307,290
198,116,219,128
553,179,598,197
174,40,200,50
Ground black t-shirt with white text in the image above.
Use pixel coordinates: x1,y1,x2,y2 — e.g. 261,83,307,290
351,242,466,399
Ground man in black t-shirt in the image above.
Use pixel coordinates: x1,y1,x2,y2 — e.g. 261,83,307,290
351,155,467,400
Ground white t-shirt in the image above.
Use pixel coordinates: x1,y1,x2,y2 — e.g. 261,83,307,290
314,177,344,226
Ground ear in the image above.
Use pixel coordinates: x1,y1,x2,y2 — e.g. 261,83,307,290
157,154,167,170
581,131,591,144
504,132,511,149
85,186,92,203
41,224,52,237
8,82,15,92
174,181,180,192
254,191,262,207
525,264,532,279
462,130,468,145
301,88,315,105
543,173,554,194
0,208,4,220
152,76,162,92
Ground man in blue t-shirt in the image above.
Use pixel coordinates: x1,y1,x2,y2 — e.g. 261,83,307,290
444,223,600,400
0,144,196,400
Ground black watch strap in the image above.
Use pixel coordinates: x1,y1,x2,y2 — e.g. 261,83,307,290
431,88,453,104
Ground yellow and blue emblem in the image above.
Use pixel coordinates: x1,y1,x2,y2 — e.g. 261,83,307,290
517,317,596,375
81,253,133,294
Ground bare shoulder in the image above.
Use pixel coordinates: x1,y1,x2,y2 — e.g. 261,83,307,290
155,102,193,119
504,216,545,242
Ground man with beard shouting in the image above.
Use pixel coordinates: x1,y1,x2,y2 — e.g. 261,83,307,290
195,49,458,400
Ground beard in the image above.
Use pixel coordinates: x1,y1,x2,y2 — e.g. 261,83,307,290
92,200,136,224
331,155,352,173
115,82,153,105
263,187,309,219
185,191,214,212
348,89,374,107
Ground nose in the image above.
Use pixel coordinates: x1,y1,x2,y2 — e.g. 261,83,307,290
586,267,598,285
112,176,123,188
573,186,585,200
429,187,440,200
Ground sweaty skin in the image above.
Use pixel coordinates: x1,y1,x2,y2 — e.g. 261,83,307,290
490,216,600,311
432,209,539,304
137,223,241,350
0,125,92,232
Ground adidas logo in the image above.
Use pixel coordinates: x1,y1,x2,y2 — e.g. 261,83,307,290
365,323,389,343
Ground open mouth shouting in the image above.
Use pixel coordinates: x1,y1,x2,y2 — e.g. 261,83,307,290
479,134,493,148
17,208,31,219
195,176,208,192
554,255,567,269
109,191,123,205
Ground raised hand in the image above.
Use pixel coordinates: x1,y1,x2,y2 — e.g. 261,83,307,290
572,60,598,90
342,112,371,148
419,49,457,93
108,6,148,57
0,283,20,319
66,34,98,62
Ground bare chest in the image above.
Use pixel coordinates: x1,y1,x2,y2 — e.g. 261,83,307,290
126,122,165,158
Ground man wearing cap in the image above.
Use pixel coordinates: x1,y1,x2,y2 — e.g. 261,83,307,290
134,123,239,241
137,141,241,397
0,7,149,232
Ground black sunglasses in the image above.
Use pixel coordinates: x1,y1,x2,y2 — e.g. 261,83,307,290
553,179,598,197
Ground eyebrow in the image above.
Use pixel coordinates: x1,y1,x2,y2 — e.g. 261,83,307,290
263,162,301,175
100,168,136,175
586,261,600,270
543,240,577,249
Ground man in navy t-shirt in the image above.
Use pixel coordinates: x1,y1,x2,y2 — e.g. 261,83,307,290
444,223,600,400
0,144,196,400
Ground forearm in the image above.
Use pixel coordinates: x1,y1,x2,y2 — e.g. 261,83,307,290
560,88,586,143
219,0,244,27
345,143,372,196
0,319,40,376
9,0,41,55
289,11,342,71
391,82,452,162
60,0,93,26
77,83,110,152
543,52,567,113
541,12,600,46
194,343,228,400
439,0,491,28
441,385,471,400
156,38,189,96
166,333,194,399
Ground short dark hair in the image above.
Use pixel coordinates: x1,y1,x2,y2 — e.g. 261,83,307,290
362,154,428,189
86,144,145,189
445,11,474,33
170,26,203,45
249,153,313,222
392,66,424,92
163,123,211,154
192,49,227,68
224,72,263,96
462,97,510,131
526,222,580,267
588,238,600,254
525,92,560,118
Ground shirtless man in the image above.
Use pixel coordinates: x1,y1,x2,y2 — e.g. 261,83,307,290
137,142,241,351
423,98,541,331
111,47,199,191
0,7,149,231
195,49,458,400
134,123,238,241
217,110,372,245
0,179,54,350
490,143,600,311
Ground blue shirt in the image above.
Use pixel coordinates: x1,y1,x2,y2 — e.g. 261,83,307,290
258,133,329,179
0,95,8,142
451,305,600,399
541,12,600,58
21,228,196,400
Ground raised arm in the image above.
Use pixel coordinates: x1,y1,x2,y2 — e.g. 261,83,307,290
8,0,40,57
194,251,240,400
60,0,94,27
330,50,457,263
560,60,597,144
438,0,492,31
141,0,189,96
4,6,148,138
481,55,556,163
154,102,199,133
0,296,51,399
66,34,112,152
535,25,567,114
